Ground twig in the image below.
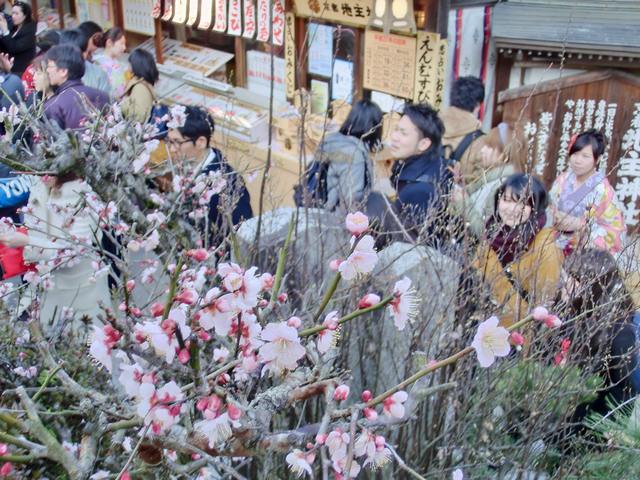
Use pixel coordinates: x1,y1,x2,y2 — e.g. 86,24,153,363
32,364,62,402
116,423,151,480
386,444,427,480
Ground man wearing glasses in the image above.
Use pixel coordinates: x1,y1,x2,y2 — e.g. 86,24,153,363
167,105,252,248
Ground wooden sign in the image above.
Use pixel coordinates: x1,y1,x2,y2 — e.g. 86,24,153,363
172,0,188,23
285,12,296,98
434,38,448,109
294,0,373,28
256,0,270,42
213,0,227,31
161,0,174,21
412,31,439,105
363,30,416,100
272,0,285,46
198,0,214,29
242,0,256,38
186,0,199,26
228,0,242,35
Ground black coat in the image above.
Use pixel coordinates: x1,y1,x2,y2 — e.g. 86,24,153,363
0,21,36,76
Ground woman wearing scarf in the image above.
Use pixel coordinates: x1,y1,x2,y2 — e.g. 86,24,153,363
473,174,563,327
550,129,626,257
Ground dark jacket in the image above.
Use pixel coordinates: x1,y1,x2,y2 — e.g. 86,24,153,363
44,79,110,130
199,148,253,246
0,163,30,223
0,72,23,109
0,21,36,76
390,146,452,239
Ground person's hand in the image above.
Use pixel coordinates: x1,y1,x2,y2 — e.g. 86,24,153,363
0,53,14,73
554,210,584,232
0,230,28,248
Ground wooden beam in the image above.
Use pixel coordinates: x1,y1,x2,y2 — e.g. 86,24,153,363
32,0,38,22
353,27,363,101
294,16,307,91
234,36,246,87
154,18,164,64
56,0,65,29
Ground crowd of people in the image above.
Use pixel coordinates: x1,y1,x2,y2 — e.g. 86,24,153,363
0,16,636,424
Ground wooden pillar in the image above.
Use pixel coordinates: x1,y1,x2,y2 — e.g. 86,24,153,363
56,0,65,29
113,0,125,29
154,18,164,64
353,28,363,101
491,54,513,126
294,16,307,91
32,0,38,22
234,36,246,87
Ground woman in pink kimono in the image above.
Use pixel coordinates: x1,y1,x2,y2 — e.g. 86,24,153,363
550,129,626,256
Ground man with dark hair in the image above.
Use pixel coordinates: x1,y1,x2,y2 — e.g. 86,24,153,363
167,105,252,246
440,76,486,183
366,103,452,246
43,44,109,130
59,28,110,95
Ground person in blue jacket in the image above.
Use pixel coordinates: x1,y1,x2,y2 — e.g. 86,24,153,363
0,163,30,223
166,105,252,248
366,102,452,247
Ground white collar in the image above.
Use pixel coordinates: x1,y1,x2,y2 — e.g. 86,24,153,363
197,148,218,174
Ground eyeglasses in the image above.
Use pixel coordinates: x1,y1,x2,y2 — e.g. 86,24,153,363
166,138,193,147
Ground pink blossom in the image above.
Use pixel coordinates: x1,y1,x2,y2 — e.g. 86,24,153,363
338,235,378,280
317,311,339,354
227,402,242,421
220,264,262,308
510,332,525,346
137,381,185,435
333,384,350,402
199,290,235,336
532,306,562,328
354,429,391,470
471,316,511,368
138,308,191,364
126,280,136,292
387,277,418,331
0,463,12,477
213,347,229,363
0,444,7,456
285,449,315,477
88,325,122,372
187,248,209,262
326,429,350,463
361,390,373,402
358,293,381,309
194,412,239,448
383,391,408,418
345,211,369,236
329,259,342,271
363,407,378,420
260,272,274,290
175,288,198,305
150,302,164,317
258,322,306,375
287,316,302,328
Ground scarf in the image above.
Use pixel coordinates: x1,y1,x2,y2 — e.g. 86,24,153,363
487,212,547,267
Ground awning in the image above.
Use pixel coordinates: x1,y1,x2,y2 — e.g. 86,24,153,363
492,0,640,58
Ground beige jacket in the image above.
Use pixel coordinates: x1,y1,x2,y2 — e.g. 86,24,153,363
120,77,156,124
440,106,485,184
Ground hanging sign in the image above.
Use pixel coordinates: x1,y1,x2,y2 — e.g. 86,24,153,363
256,0,270,42
434,38,448,109
187,0,199,26
123,0,155,35
228,0,242,35
293,0,373,28
198,0,214,28
363,30,416,100
172,0,188,23
151,0,162,19
412,31,439,105
272,0,285,46
213,0,227,31
161,0,174,21
242,0,256,38
285,12,296,98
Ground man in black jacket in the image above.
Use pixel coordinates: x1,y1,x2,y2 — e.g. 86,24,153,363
367,103,452,247
167,105,253,248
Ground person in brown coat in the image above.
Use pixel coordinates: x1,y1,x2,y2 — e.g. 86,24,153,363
440,76,486,184
473,173,563,327
120,48,158,123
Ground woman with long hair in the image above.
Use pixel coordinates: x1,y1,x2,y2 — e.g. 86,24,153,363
93,27,128,98
0,1,35,75
473,173,563,326
21,29,60,97
120,48,159,123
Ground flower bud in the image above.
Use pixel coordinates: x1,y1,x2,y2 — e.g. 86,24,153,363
358,293,381,309
287,316,302,329
361,390,373,402
333,384,350,402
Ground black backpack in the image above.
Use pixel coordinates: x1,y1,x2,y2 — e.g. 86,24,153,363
293,160,330,208
445,129,484,166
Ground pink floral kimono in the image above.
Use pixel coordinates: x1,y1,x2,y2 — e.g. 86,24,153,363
550,170,626,255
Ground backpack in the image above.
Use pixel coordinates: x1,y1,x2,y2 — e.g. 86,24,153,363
293,160,330,208
148,102,170,140
445,129,484,166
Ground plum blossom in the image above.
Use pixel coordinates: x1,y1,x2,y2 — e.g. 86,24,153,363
285,449,315,477
339,235,378,281
88,325,122,372
383,390,408,418
387,277,418,331
12,366,38,378
0,444,7,455
259,322,306,375
453,468,464,480
326,429,350,463
532,306,562,328
333,384,350,401
354,429,391,470
194,412,240,448
137,308,191,364
167,104,187,129
118,362,155,397
471,316,511,368
317,311,339,354
198,289,235,335
358,293,381,309
219,263,262,309
345,211,369,236
136,381,185,435
333,456,361,478
0,462,11,477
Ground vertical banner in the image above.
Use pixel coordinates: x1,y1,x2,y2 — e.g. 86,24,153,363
151,0,162,19
285,12,296,98
272,0,285,46
198,0,214,29
242,0,256,38
256,0,270,42
186,0,199,26
171,0,188,23
228,0,242,35
434,39,448,109
161,0,174,21
413,31,439,105
212,0,227,31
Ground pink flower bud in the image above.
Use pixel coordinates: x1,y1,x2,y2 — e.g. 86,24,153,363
358,293,381,309
121,472,131,480
126,279,136,292
363,407,378,420
196,397,209,411
186,248,209,262
532,306,549,321
306,442,314,450
277,293,288,303
0,462,11,477
258,299,269,308
118,302,127,312
287,316,302,328
374,435,385,448
544,315,562,329
129,307,142,318
227,403,242,421
191,453,201,460
315,433,327,445
329,259,342,271
178,348,190,364
175,289,197,305
361,390,373,402
197,330,211,341
345,211,369,236
0,444,7,456
216,373,230,385
510,332,525,346
333,384,350,402
260,272,274,290
150,302,165,317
